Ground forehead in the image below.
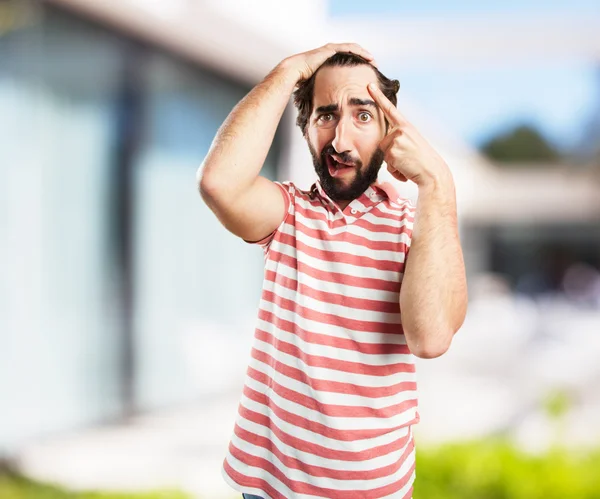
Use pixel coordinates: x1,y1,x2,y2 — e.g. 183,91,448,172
312,65,379,108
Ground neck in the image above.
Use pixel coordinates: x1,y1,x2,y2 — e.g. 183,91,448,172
336,199,351,210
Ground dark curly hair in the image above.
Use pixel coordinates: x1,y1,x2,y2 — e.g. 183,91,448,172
293,52,400,137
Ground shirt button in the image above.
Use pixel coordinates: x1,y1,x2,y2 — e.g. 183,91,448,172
351,208,357,214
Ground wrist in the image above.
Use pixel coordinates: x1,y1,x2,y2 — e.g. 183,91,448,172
417,171,455,198
277,49,334,84
276,57,304,84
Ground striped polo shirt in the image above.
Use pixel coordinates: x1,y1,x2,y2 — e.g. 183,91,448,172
222,178,419,499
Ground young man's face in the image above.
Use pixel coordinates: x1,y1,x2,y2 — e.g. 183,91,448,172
306,64,388,202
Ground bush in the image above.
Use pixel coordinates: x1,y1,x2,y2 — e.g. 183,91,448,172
415,439,600,499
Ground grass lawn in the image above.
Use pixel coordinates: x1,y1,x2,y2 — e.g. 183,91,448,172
0,469,192,499
4,439,600,499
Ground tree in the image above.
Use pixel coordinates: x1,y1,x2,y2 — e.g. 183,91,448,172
480,124,560,163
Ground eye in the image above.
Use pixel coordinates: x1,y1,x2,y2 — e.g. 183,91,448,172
358,112,372,123
318,113,334,123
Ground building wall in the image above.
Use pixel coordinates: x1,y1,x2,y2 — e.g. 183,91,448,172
0,3,280,454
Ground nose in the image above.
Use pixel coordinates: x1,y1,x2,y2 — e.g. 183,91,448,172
331,117,353,154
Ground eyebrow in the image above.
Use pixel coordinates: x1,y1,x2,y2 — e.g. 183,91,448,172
315,103,339,114
314,98,377,115
348,98,377,108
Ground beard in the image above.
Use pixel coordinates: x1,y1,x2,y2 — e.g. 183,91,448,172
308,142,384,202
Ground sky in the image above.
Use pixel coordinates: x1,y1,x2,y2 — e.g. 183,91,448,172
329,0,600,17
328,0,600,152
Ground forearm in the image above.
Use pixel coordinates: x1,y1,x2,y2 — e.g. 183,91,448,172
400,175,468,358
198,62,299,198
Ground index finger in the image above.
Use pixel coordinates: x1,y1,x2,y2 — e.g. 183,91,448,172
327,43,377,66
367,82,407,126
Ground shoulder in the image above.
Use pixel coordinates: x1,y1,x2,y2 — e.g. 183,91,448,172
395,197,416,213
373,181,416,214
382,196,416,217
275,181,316,202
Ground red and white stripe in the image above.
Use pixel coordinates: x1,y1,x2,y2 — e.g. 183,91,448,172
223,180,419,499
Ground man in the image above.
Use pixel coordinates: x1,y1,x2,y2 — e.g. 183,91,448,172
198,43,468,499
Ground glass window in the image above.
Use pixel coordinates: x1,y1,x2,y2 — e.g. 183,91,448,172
132,52,282,409
0,5,125,450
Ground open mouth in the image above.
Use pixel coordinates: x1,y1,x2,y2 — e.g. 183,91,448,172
326,155,355,178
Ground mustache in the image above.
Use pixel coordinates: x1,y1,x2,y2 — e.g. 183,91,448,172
321,145,358,167
309,141,384,202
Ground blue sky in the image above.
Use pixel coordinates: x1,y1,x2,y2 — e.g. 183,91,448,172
329,0,599,17
328,0,600,151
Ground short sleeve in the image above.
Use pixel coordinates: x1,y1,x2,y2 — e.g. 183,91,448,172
400,199,416,259
243,181,295,253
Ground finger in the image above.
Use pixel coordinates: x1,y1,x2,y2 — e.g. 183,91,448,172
328,43,375,62
394,172,408,182
379,128,402,152
343,43,375,61
367,82,408,126
387,165,408,182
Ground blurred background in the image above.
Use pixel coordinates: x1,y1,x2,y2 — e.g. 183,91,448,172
1,0,599,498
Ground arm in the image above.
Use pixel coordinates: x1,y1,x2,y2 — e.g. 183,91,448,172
399,177,468,358
367,83,468,359
198,43,375,242
197,64,297,242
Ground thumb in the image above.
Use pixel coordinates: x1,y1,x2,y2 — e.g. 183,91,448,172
387,164,408,182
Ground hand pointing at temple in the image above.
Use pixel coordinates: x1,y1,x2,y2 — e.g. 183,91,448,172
367,82,452,189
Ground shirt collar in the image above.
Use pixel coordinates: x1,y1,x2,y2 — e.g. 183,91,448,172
311,179,396,216
372,180,402,204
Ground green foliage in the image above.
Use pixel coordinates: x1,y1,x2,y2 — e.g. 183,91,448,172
480,124,560,163
542,388,572,421
414,438,600,499
0,470,191,499
4,440,600,499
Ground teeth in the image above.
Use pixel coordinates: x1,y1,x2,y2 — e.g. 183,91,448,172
333,159,348,169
